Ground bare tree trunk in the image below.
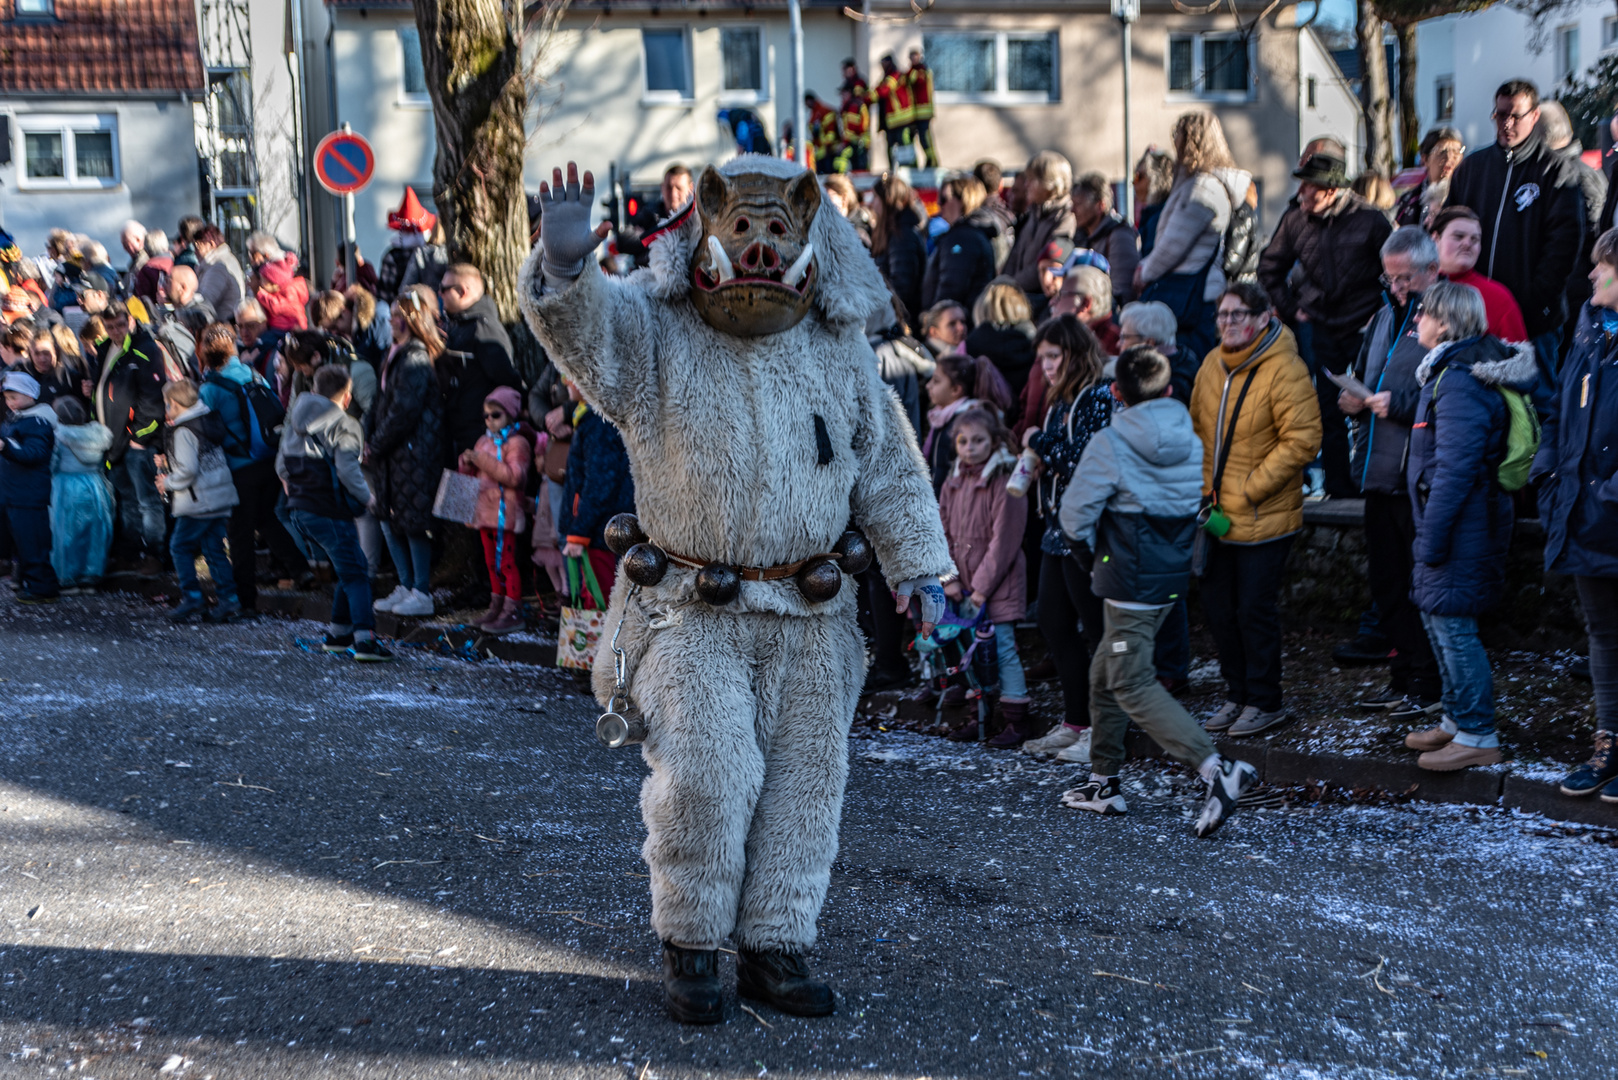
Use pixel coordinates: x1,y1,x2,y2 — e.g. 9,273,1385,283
1357,0,1396,177
410,0,529,324
1395,21,1420,167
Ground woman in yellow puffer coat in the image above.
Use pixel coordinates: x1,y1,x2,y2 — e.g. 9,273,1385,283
1190,280,1322,739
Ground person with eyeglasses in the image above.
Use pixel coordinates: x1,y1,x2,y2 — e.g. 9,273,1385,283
1339,226,1444,726
1190,282,1321,738
1395,127,1465,230
1444,79,1584,376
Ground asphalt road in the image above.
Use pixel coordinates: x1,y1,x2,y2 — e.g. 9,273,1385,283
2,594,1615,1079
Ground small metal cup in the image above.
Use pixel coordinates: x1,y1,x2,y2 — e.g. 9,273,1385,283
596,700,648,748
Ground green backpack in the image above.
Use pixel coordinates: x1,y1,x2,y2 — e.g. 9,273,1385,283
1431,368,1541,492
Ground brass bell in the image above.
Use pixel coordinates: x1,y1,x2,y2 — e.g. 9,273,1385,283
832,529,873,575
622,543,669,587
796,555,843,603
695,563,741,605
604,513,648,556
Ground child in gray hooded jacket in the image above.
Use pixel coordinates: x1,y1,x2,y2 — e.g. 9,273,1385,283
1058,346,1257,838
157,379,241,623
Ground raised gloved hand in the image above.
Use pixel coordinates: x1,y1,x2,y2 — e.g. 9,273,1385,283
538,162,612,283
894,576,947,638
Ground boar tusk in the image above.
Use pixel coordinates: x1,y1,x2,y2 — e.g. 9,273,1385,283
782,243,814,288
706,235,736,284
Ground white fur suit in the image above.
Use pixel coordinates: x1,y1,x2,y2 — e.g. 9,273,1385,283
519,157,953,954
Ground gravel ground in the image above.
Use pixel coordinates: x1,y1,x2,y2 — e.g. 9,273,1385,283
2,593,1616,1079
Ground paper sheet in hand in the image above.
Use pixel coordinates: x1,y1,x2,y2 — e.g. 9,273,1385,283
1326,369,1374,400
432,469,480,525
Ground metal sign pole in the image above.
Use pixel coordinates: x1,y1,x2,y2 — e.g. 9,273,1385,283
1113,0,1138,224
789,0,807,166
341,121,357,286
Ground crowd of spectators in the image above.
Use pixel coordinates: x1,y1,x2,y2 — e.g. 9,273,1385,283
5,73,1618,810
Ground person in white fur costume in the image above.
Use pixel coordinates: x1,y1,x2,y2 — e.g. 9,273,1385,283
520,159,953,1024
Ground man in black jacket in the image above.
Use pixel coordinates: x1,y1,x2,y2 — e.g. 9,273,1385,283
1445,79,1583,375
1257,153,1393,497
1341,226,1444,721
439,263,521,457
1539,101,1608,354
96,300,171,570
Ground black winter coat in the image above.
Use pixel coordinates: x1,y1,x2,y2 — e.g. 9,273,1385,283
442,294,520,457
1533,303,1618,578
1555,142,1608,315
365,340,445,535
964,321,1036,398
1257,191,1392,333
921,213,997,313
874,207,928,326
1350,295,1426,494
1446,129,1584,339
96,324,169,463
558,406,635,551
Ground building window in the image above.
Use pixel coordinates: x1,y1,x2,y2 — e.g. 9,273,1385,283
643,28,693,102
1435,75,1455,121
1604,15,1618,50
923,31,1058,104
15,0,54,14
1306,75,1317,109
398,26,429,102
18,115,118,189
1557,24,1580,83
1167,31,1253,101
720,26,765,98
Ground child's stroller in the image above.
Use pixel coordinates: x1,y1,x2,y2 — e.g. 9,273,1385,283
914,602,1001,741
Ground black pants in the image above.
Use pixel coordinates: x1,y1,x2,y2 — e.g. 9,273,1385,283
0,504,59,598
1364,491,1440,700
1576,576,1618,732
229,458,310,611
1037,551,1103,727
859,566,910,679
1200,535,1294,712
1299,322,1362,498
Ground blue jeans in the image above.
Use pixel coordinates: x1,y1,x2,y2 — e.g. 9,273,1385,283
170,516,236,603
993,622,1027,699
292,510,375,632
1420,612,1496,746
380,521,432,593
115,445,167,554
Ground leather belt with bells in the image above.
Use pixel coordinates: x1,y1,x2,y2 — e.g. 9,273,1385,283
660,549,838,581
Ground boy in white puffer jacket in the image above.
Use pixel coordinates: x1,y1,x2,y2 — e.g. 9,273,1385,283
157,379,240,623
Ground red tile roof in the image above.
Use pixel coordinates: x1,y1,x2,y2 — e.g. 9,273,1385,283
0,0,205,94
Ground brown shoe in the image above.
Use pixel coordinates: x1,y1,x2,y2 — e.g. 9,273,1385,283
1404,724,1455,752
482,597,524,635
1418,741,1502,771
470,593,504,629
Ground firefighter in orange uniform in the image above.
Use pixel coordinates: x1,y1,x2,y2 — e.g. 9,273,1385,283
869,54,915,170
904,48,938,169
805,92,840,174
835,89,871,173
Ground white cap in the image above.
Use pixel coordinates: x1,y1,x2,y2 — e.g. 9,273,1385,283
2,371,40,399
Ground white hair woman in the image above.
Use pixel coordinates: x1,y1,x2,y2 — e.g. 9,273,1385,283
1001,150,1077,297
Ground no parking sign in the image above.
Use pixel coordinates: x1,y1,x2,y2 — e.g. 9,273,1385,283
313,130,375,196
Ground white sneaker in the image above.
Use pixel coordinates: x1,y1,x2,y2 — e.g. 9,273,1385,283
392,588,435,618
1053,729,1092,764
374,584,410,613
1023,725,1085,757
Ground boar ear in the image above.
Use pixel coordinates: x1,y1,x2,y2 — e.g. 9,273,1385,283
697,167,730,223
787,170,822,227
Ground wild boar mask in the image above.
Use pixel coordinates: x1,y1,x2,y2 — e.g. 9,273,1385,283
690,166,821,337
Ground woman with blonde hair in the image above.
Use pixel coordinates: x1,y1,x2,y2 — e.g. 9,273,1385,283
1136,112,1252,360
923,175,1001,312
965,280,1038,397
1003,150,1078,297
365,284,445,617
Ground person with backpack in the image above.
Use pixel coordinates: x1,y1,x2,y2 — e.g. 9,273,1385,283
1404,281,1540,770
1257,153,1394,499
155,379,241,623
1135,113,1253,366
278,365,391,661
196,323,310,612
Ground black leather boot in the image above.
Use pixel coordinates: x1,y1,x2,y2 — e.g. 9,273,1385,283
736,949,835,1017
662,942,723,1024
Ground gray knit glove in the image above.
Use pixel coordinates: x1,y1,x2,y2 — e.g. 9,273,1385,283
539,163,606,283
894,576,947,636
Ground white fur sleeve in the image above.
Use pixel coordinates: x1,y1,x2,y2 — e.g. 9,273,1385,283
517,248,658,431
849,360,956,585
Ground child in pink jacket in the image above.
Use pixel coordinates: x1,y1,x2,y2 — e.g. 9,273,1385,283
938,407,1030,748
457,386,532,633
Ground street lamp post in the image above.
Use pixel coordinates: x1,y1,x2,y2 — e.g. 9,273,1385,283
789,0,807,166
1113,0,1139,222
